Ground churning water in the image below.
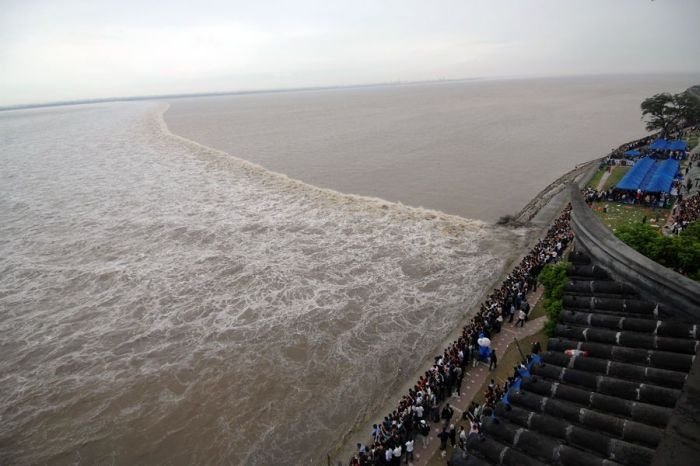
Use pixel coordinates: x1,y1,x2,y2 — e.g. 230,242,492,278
0,102,519,465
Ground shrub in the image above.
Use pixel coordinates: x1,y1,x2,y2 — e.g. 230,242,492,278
614,223,661,258
538,262,569,336
614,221,700,279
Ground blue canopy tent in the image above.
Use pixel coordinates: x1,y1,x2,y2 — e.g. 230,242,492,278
639,161,661,189
616,157,654,191
668,140,688,151
649,139,689,152
624,149,642,157
644,159,679,193
649,139,668,151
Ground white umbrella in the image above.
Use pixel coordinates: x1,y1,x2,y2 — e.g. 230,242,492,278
477,337,491,347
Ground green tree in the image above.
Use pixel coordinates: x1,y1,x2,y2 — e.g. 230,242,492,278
641,91,700,136
615,221,700,280
682,220,700,241
674,91,700,128
615,223,661,258
675,235,700,273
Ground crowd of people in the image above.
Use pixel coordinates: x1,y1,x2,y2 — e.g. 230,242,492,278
582,185,675,209
609,134,657,159
670,145,700,233
348,208,574,466
609,125,698,160
671,192,700,234
583,132,699,234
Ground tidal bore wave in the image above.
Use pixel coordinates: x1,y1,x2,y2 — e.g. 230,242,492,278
0,102,522,465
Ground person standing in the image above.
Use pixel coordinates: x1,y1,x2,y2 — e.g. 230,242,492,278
385,446,393,465
441,403,454,427
438,427,450,454
455,366,464,397
392,444,402,466
489,349,498,371
414,403,424,421
516,309,526,327
449,424,457,448
459,425,467,448
418,420,431,448
404,439,414,464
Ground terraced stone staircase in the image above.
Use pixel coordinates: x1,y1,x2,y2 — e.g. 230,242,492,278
464,250,699,466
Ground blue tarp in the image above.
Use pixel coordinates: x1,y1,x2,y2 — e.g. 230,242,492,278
615,157,678,193
668,140,689,151
639,161,660,190
624,149,642,157
616,157,654,191
649,138,689,151
500,356,539,406
649,139,668,151
645,159,679,193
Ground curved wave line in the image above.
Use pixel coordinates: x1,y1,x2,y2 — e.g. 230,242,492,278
153,102,492,230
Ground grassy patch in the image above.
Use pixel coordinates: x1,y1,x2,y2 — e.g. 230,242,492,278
689,134,699,150
590,201,670,233
587,169,605,189
602,166,630,190
528,297,546,320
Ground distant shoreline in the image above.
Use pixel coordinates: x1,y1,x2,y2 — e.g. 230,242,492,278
0,77,486,112
3,71,696,113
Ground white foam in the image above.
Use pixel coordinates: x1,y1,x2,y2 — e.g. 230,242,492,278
0,102,520,465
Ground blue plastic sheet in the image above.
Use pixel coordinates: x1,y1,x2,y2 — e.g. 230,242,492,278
644,159,679,193
668,140,688,151
649,139,689,151
616,157,654,191
649,139,668,151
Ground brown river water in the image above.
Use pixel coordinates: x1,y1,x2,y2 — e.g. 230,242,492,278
0,74,697,465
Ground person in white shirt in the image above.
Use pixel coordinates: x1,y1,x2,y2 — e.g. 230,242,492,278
392,445,402,464
404,439,414,464
385,447,393,464
459,425,467,448
414,404,424,420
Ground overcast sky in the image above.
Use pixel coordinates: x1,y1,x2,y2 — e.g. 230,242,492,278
1,0,699,106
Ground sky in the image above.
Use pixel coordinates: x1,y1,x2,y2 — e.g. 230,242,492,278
1,0,700,106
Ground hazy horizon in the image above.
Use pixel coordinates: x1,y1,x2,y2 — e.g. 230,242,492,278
2,0,700,107
2,71,697,111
